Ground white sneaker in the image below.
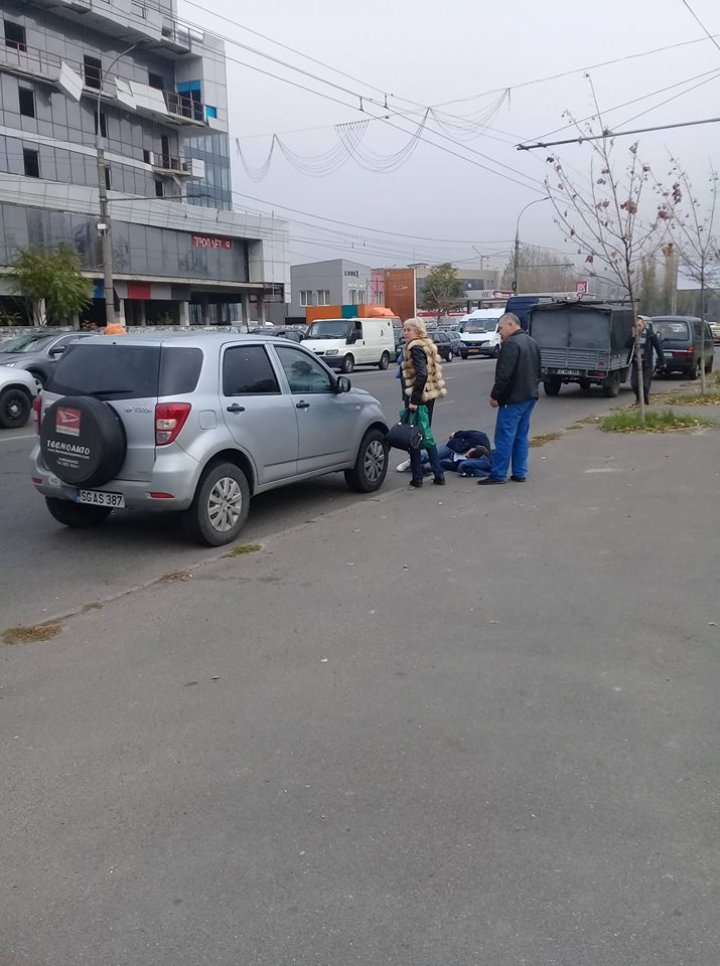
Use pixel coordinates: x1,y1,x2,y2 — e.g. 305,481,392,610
396,459,411,472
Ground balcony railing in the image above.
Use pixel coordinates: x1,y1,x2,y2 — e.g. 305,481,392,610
0,42,64,84
149,152,204,177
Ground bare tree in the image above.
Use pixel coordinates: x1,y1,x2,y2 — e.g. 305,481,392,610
544,92,672,423
500,244,577,294
664,159,720,393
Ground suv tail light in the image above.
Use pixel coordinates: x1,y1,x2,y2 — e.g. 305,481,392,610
33,394,42,433
155,402,191,446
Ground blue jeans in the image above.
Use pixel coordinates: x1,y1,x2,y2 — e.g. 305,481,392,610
411,444,443,483
491,399,537,480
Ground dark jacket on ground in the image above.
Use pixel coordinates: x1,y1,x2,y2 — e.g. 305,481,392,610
490,330,542,405
446,430,491,454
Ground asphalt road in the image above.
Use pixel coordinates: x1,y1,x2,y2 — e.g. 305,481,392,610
0,356,690,630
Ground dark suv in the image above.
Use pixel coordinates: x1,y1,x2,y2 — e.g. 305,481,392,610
652,316,715,379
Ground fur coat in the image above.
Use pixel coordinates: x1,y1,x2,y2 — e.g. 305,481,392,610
401,338,447,403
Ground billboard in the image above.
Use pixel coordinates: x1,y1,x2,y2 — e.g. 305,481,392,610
383,268,416,321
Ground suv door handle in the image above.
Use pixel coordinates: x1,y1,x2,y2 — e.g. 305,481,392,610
296,400,310,410
226,403,246,413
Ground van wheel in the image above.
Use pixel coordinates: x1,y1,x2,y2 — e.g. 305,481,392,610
378,352,390,370
688,361,701,380
345,429,388,493
341,354,354,374
543,377,562,396
493,345,500,358
45,497,112,528
183,462,250,546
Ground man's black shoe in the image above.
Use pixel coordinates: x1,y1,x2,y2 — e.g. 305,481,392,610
433,477,446,486
510,475,526,482
409,479,423,488
477,477,506,486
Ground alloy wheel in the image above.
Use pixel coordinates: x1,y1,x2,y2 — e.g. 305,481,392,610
207,476,244,532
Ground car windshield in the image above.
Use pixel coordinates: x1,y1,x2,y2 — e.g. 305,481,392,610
653,320,690,340
0,334,56,353
304,321,351,340
462,320,498,333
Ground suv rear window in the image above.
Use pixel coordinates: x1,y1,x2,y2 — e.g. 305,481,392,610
49,344,204,398
654,320,690,340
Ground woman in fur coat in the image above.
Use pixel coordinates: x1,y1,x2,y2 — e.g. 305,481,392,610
400,318,447,488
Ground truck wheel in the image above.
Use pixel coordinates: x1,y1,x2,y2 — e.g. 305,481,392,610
45,497,112,528
378,352,390,370
341,354,354,374
183,462,251,547
0,387,31,429
345,429,388,493
602,371,621,397
543,377,562,397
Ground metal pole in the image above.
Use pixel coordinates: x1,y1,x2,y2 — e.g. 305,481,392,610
96,44,137,329
512,197,549,295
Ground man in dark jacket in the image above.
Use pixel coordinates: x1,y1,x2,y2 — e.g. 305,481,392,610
626,316,664,406
478,313,541,485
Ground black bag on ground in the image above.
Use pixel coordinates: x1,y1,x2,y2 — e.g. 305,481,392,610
386,410,422,452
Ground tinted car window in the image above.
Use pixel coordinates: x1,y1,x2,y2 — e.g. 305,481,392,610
654,320,690,341
159,347,203,395
223,345,280,395
48,344,161,398
276,346,333,394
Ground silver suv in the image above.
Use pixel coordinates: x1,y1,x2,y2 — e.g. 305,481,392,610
31,334,390,545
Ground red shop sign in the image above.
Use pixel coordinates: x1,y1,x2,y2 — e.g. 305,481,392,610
191,234,232,250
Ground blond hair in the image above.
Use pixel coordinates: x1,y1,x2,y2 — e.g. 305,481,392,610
403,317,428,338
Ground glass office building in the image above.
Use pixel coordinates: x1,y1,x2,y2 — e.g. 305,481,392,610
0,0,287,325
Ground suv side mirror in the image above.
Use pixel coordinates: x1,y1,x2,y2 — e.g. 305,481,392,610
335,376,352,393
48,345,66,357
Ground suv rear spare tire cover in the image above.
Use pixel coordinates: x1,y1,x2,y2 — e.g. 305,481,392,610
40,396,127,487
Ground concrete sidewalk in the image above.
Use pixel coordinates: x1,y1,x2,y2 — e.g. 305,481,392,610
3,423,720,966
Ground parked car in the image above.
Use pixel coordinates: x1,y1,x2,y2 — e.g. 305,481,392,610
430,330,457,361
0,365,40,429
31,334,390,546
0,330,93,387
651,316,715,379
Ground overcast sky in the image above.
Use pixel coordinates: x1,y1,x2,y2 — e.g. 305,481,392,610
180,0,720,276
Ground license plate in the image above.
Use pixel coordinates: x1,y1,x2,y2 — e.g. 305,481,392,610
76,489,125,508
555,369,582,376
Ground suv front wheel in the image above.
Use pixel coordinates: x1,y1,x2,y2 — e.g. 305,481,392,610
345,428,388,493
184,461,250,546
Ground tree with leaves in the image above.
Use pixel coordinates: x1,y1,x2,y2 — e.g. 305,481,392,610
544,92,672,422
500,244,577,294
663,159,720,392
9,244,92,327
418,263,465,321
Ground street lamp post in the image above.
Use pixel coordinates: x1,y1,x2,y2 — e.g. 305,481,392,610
95,43,137,328
512,196,550,295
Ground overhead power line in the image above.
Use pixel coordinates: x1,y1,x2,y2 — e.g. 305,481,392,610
678,0,720,56
517,114,720,150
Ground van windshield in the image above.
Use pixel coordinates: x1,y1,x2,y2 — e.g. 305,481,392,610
304,320,352,340
653,320,690,340
461,320,498,334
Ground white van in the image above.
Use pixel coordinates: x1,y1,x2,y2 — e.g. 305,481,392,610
457,308,504,358
303,317,398,373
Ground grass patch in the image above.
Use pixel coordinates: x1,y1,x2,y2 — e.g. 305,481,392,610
2,619,64,645
530,431,563,448
598,409,712,433
665,390,720,406
223,543,262,558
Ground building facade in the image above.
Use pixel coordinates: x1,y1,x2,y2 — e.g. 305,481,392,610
0,0,287,325
289,259,373,320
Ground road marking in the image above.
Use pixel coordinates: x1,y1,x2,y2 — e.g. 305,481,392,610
0,433,36,443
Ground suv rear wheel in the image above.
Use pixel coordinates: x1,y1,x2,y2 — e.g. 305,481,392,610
345,428,388,492
183,461,250,546
45,497,112,528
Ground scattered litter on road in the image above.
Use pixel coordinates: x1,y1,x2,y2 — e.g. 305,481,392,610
320,658,328,663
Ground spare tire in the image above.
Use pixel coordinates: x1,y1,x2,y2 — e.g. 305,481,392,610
40,396,126,488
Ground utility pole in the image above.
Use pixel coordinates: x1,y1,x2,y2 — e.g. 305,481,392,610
96,43,137,329
512,197,549,294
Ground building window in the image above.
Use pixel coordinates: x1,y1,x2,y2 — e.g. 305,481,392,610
94,111,107,138
155,179,164,197
206,105,217,119
23,148,39,178
148,71,165,90
299,290,313,307
105,166,111,189
18,85,35,118
84,55,102,90
4,20,26,52
349,289,358,305
143,149,151,164
358,290,366,304
316,290,330,306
